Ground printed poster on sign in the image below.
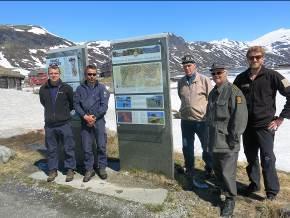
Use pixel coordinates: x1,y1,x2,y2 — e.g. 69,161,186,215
112,45,161,64
116,95,164,109
113,62,163,94
46,55,80,83
117,110,165,125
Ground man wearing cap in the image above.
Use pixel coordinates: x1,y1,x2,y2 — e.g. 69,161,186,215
178,54,213,182
234,46,290,200
206,63,247,216
39,64,76,183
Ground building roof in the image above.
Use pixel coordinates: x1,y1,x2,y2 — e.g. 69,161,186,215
0,66,25,79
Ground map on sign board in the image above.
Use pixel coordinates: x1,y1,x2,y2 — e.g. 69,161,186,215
113,62,163,94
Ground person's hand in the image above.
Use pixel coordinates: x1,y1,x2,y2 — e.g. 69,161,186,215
83,114,96,126
268,117,284,131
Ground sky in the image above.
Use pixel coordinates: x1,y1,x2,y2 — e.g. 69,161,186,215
1,1,290,43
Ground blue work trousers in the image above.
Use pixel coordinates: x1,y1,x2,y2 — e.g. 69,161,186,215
81,118,107,171
45,123,76,171
181,119,212,174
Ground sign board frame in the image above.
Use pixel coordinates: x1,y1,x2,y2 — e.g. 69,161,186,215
112,33,174,178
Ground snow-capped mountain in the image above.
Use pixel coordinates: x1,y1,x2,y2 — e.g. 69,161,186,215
0,25,289,76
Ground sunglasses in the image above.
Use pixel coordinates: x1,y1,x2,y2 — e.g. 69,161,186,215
248,55,263,61
87,73,97,77
49,63,58,67
211,71,224,76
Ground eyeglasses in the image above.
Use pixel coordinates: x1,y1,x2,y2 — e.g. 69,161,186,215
49,63,58,67
211,71,224,76
87,73,97,77
248,55,263,61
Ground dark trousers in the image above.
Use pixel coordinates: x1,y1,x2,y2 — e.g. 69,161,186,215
81,118,107,171
243,126,280,196
45,123,76,171
213,152,238,198
181,119,212,174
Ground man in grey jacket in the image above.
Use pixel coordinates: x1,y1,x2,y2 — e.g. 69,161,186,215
206,63,248,217
178,54,213,181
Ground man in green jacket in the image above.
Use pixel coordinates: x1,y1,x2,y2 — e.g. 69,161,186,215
206,63,248,217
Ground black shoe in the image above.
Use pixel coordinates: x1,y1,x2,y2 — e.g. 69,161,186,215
65,169,74,182
47,170,57,182
266,193,277,201
239,182,260,196
97,168,107,180
205,170,214,180
83,170,95,182
221,198,235,217
247,183,260,193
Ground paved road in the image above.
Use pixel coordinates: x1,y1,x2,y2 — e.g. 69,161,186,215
0,191,70,218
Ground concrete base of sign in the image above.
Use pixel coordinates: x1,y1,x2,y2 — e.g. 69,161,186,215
29,169,168,205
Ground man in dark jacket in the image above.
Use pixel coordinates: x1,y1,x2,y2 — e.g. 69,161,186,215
74,65,110,182
207,63,248,217
234,46,290,200
39,64,76,182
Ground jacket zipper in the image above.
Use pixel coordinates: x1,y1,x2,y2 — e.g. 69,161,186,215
53,86,61,121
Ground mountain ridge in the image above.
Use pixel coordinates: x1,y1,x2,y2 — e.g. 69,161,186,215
0,25,289,76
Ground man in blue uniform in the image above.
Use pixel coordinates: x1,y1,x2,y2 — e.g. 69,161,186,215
74,65,110,182
39,64,76,182
234,46,290,200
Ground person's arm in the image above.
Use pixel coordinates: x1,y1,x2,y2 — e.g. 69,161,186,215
93,85,110,119
67,85,74,111
271,72,290,129
73,86,86,118
227,86,248,148
39,88,45,107
205,77,213,98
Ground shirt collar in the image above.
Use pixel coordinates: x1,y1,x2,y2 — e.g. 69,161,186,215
215,80,229,94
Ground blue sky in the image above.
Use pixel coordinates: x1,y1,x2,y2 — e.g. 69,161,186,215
1,1,290,43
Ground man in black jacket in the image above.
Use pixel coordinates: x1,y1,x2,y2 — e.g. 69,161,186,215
234,46,290,200
39,64,76,183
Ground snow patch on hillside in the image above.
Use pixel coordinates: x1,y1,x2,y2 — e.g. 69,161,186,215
0,52,13,68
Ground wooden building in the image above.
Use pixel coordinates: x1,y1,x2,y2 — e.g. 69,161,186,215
0,67,25,90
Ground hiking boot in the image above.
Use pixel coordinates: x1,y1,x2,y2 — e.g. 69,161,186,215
83,170,95,182
65,169,74,182
47,170,57,182
246,183,260,195
221,198,235,217
205,170,214,180
239,182,260,196
266,193,277,201
97,168,108,180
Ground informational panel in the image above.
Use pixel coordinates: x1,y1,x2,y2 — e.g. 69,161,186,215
112,34,174,178
46,45,88,91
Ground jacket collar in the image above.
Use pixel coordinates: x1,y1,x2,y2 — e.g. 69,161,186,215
81,80,99,88
214,80,229,94
181,72,200,85
246,65,267,79
44,79,63,88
